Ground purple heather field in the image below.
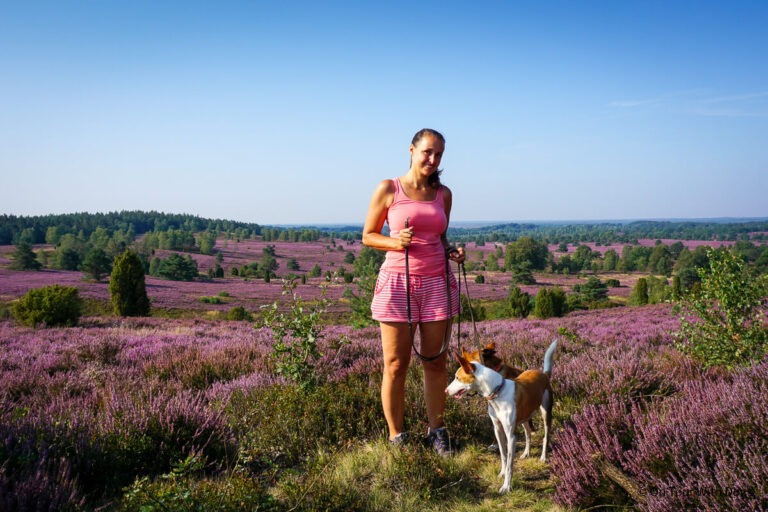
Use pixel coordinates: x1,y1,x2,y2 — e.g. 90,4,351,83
2,237,767,510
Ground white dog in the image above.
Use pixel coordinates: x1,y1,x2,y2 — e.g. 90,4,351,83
445,341,557,494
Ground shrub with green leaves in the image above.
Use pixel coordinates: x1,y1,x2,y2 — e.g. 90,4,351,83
109,250,150,317
261,280,347,387
507,285,531,318
227,306,252,321
12,284,83,327
674,249,768,368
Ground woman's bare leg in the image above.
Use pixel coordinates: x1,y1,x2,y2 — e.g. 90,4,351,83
419,319,450,431
380,321,413,441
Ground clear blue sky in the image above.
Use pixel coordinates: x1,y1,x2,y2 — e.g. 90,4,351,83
2,1,767,225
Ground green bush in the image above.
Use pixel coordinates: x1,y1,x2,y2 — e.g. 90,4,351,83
474,274,485,284
507,285,531,318
110,250,150,317
217,291,230,297
122,459,276,512
674,249,768,368
605,278,620,288
12,284,83,327
226,306,252,321
230,377,383,467
458,293,486,322
198,296,223,304
629,277,649,306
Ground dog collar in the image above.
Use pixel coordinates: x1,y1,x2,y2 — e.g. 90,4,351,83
484,379,505,400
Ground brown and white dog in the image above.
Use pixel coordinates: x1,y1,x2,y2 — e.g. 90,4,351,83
480,343,532,450
446,341,557,494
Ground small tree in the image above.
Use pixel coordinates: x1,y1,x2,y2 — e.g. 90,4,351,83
286,257,300,271
510,262,536,285
10,242,42,270
262,280,347,387
57,248,81,271
82,247,112,281
157,253,199,281
13,285,82,327
629,278,649,306
674,249,768,368
309,264,322,278
507,285,531,318
109,250,150,316
534,288,554,319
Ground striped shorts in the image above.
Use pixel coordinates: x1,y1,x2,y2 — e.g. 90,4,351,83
370,269,460,323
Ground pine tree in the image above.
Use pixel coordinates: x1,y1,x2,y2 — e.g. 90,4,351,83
629,277,649,306
82,247,113,281
109,250,150,316
534,288,555,319
10,242,42,270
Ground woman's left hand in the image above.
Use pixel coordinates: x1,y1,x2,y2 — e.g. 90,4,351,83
447,246,465,264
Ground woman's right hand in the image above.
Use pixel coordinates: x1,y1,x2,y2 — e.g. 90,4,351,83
397,226,413,250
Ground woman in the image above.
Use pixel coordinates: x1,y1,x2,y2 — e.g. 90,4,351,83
362,128,465,455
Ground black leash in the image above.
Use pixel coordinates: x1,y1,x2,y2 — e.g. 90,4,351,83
405,217,452,362
457,261,484,364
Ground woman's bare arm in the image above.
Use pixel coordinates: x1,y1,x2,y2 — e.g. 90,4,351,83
362,179,412,251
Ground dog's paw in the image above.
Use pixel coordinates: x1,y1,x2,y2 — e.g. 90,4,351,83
498,484,510,495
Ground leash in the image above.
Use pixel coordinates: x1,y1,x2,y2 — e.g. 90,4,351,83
405,217,452,362
457,260,485,365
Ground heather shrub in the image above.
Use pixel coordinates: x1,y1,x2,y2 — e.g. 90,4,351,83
97,389,235,489
0,455,84,512
675,248,768,369
12,284,83,327
110,250,150,316
552,362,768,512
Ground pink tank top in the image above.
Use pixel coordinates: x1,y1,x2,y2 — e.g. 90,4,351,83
380,178,448,276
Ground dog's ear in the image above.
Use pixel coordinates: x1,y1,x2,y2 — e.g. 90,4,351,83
484,342,496,351
469,349,480,362
455,352,475,374
461,347,471,360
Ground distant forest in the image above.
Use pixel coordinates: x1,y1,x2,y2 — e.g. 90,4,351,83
1,211,767,246
0,211,361,246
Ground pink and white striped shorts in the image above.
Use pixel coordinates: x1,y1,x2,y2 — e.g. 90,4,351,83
370,269,460,323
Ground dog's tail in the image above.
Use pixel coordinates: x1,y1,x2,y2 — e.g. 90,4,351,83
542,340,557,377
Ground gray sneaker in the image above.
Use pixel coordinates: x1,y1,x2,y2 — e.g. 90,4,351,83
389,432,410,447
427,427,454,456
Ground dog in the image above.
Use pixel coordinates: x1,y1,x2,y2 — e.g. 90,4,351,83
446,340,557,494
480,343,533,452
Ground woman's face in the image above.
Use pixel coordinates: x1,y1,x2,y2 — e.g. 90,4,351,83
410,135,444,176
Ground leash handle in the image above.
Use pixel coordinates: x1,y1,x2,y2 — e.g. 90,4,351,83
404,217,414,344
